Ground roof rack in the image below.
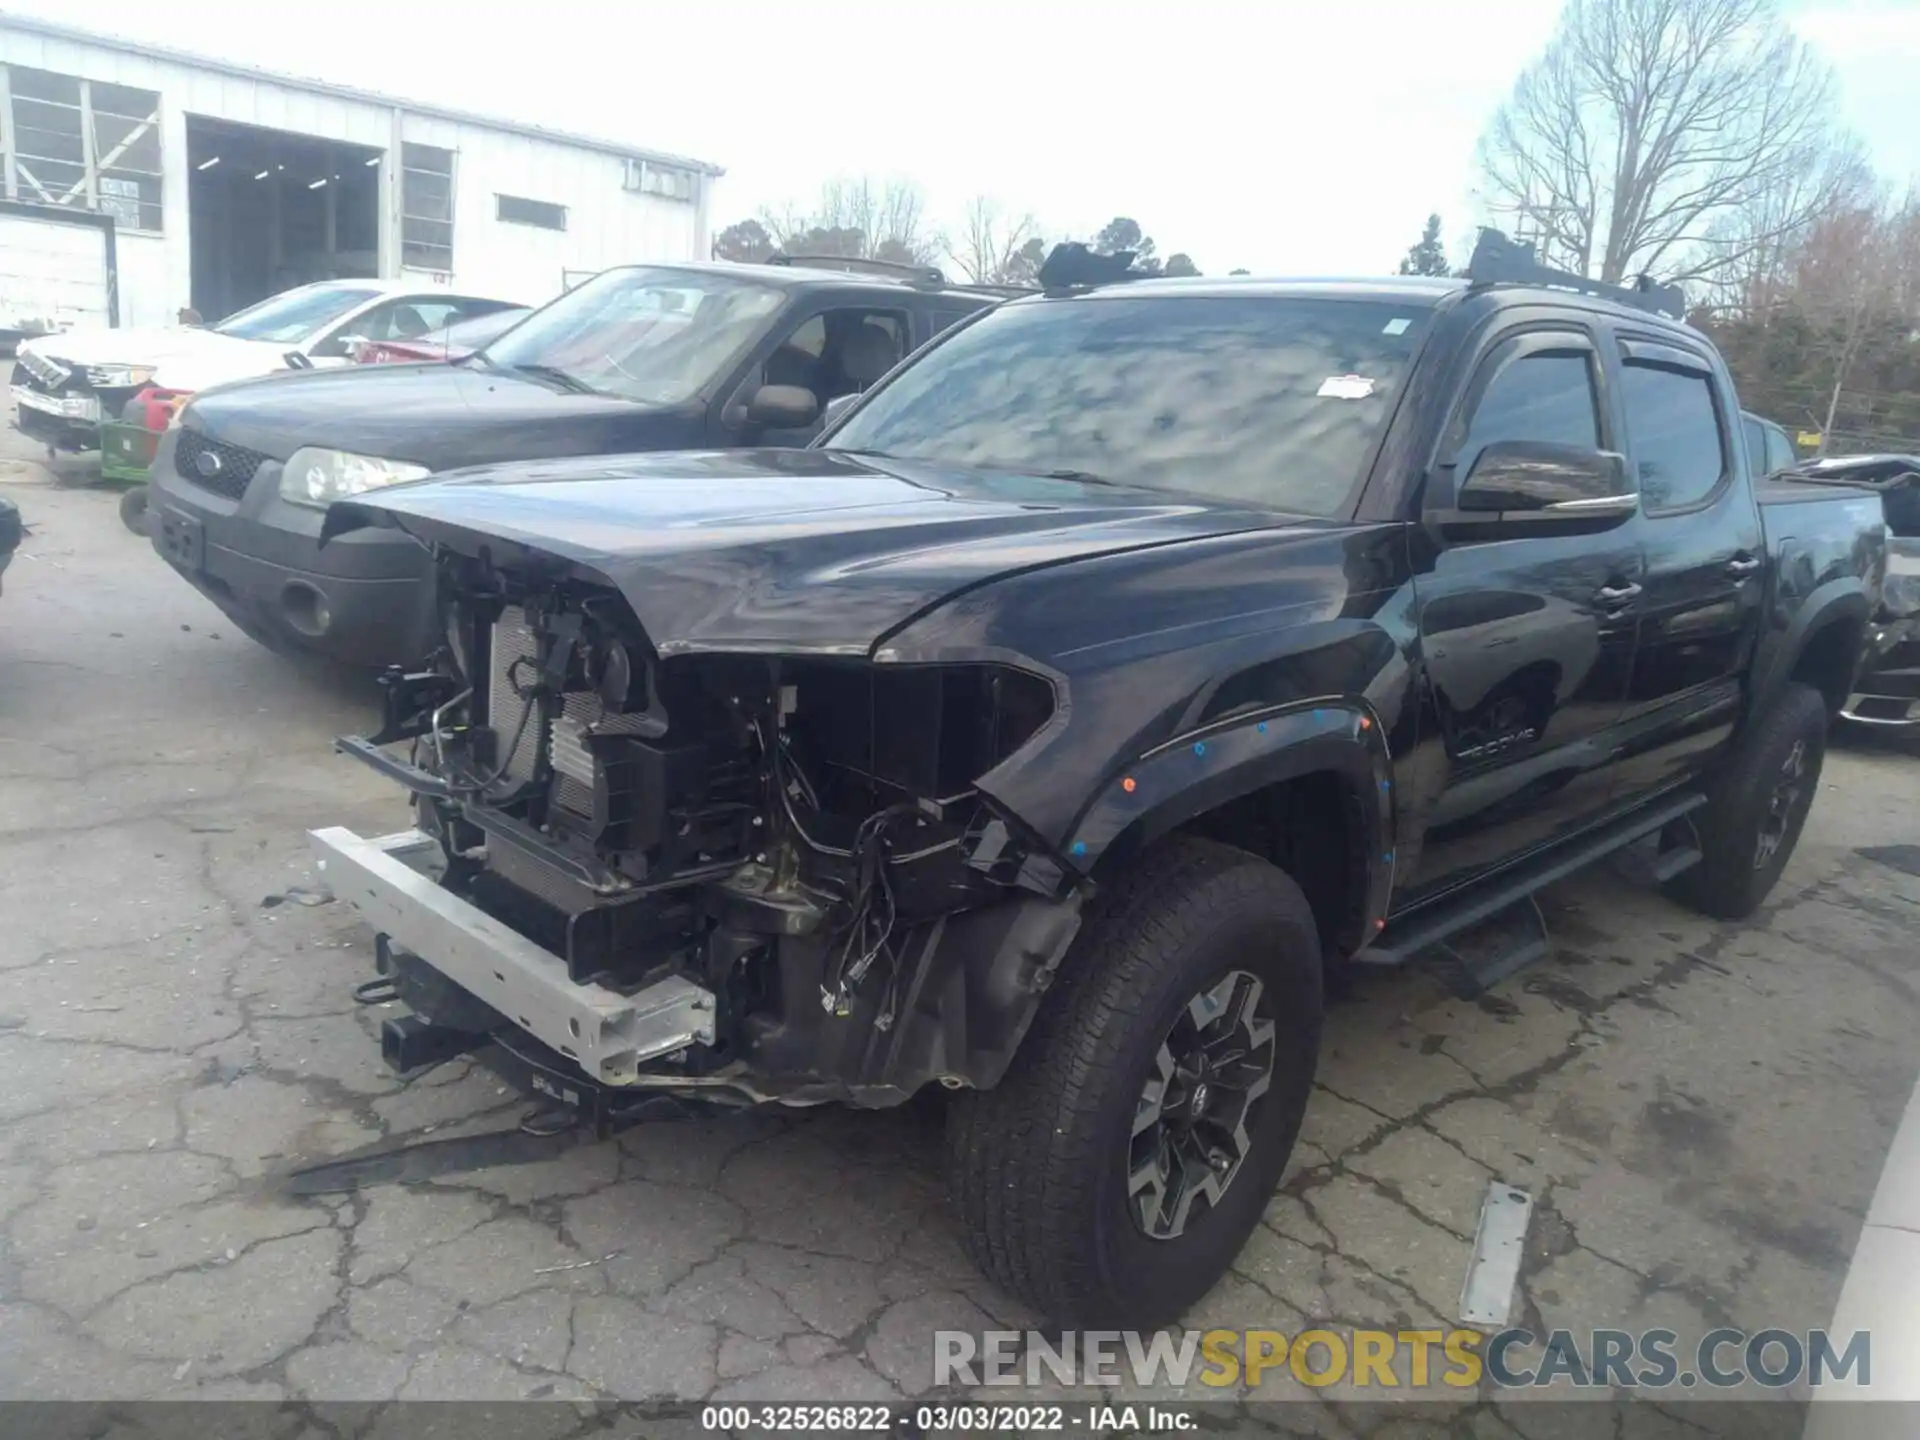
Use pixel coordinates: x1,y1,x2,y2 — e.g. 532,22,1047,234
1465,228,1688,321
947,280,1040,299
766,252,949,287
1038,242,1145,291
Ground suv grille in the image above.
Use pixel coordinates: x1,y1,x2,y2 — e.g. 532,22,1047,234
15,351,71,392
174,430,265,501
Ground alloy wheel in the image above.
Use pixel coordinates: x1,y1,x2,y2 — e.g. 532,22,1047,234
1128,970,1277,1240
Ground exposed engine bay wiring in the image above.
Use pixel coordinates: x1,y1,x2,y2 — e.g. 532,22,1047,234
461,655,542,797
746,717,968,1025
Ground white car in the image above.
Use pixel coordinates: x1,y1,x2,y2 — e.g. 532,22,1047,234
10,280,525,452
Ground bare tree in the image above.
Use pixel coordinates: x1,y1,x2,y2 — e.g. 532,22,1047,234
1791,196,1910,452
761,177,941,265
1476,0,1853,286
946,195,1040,285
1693,142,1876,317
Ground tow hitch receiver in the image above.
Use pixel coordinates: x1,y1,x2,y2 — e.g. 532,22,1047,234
380,1012,486,1072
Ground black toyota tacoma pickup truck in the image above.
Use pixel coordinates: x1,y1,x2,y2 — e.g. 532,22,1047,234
308,235,1885,1327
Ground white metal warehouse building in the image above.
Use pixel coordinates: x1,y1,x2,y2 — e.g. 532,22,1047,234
0,16,723,329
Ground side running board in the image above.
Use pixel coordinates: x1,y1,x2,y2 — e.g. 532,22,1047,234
1360,791,1709,978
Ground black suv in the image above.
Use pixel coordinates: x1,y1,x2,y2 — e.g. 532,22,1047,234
311,236,1883,1327
149,259,1018,668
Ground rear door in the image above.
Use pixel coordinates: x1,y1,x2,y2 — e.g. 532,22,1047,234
922,300,990,346
1401,322,1644,902
1608,337,1767,796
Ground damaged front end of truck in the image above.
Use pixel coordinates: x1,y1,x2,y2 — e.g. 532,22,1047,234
305,453,1263,1123
321,578,1085,1118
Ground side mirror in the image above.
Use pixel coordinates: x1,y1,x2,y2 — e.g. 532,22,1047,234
747,383,820,431
1444,441,1636,532
821,392,859,430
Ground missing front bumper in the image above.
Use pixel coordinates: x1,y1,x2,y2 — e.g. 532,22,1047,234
309,826,716,1084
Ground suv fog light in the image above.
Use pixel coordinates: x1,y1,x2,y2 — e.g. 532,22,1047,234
281,582,331,637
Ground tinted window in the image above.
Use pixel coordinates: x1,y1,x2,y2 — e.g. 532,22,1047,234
1742,416,1769,480
1886,486,1920,540
931,307,978,335
1622,362,1726,511
1765,424,1797,475
824,296,1434,516
1460,350,1599,473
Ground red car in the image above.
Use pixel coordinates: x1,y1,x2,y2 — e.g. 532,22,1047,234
352,306,532,365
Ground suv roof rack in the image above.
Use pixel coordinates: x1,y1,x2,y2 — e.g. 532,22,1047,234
1465,228,1688,321
947,280,1040,299
763,252,1036,300
766,252,949,286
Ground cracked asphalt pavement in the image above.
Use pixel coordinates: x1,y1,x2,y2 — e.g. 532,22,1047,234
2,447,1918,1423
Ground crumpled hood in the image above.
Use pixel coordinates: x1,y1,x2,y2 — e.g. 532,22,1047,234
325,448,1303,657
22,324,261,372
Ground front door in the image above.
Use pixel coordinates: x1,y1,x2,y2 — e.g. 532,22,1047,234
714,303,911,447
1400,326,1643,903
1608,337,1767,797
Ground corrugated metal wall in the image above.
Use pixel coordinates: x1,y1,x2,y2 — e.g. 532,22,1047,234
0,24,714,328
397,114,709,305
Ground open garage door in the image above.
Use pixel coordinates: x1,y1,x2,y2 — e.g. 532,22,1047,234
185,116,381,321
0,199,117,348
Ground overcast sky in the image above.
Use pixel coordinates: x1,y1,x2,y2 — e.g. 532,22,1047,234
6,0,1917,275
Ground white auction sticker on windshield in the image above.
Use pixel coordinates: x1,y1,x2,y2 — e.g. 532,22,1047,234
1317,374,1377,399
1383,317,1412,335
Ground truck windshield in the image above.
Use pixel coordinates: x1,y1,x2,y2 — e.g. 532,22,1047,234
214,286,382,343
478,267,786,404
823,294,1434,516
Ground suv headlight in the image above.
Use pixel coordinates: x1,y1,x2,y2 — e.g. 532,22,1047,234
86,364,157,388
280,448,431,508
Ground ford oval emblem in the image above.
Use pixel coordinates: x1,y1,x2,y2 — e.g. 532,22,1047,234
194,449,223,480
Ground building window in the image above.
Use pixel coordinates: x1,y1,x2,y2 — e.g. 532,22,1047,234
5,65,163,232
624,157,696,203
401,142,455,271
495,193,566,231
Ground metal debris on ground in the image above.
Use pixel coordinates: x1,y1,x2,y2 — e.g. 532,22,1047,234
532,1251,621,1275
258,884,334,909
1460,1182,1534,1328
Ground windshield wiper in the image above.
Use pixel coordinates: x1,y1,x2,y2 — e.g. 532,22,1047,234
1039,468,1122,487
510,363,599,395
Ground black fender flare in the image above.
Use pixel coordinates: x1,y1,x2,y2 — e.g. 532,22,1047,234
1060,698,1397,940
1751,578,1873,718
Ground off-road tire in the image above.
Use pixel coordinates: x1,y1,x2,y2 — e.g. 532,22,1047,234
946,835,1323,1327
117,484,150,536
1664,681,1828,921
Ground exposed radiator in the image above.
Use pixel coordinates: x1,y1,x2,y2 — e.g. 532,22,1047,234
487,607,545,787
487,605,651,814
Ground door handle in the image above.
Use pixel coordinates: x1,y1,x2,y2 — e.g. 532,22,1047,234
1594,581,1643,608
1725,554,1762,576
